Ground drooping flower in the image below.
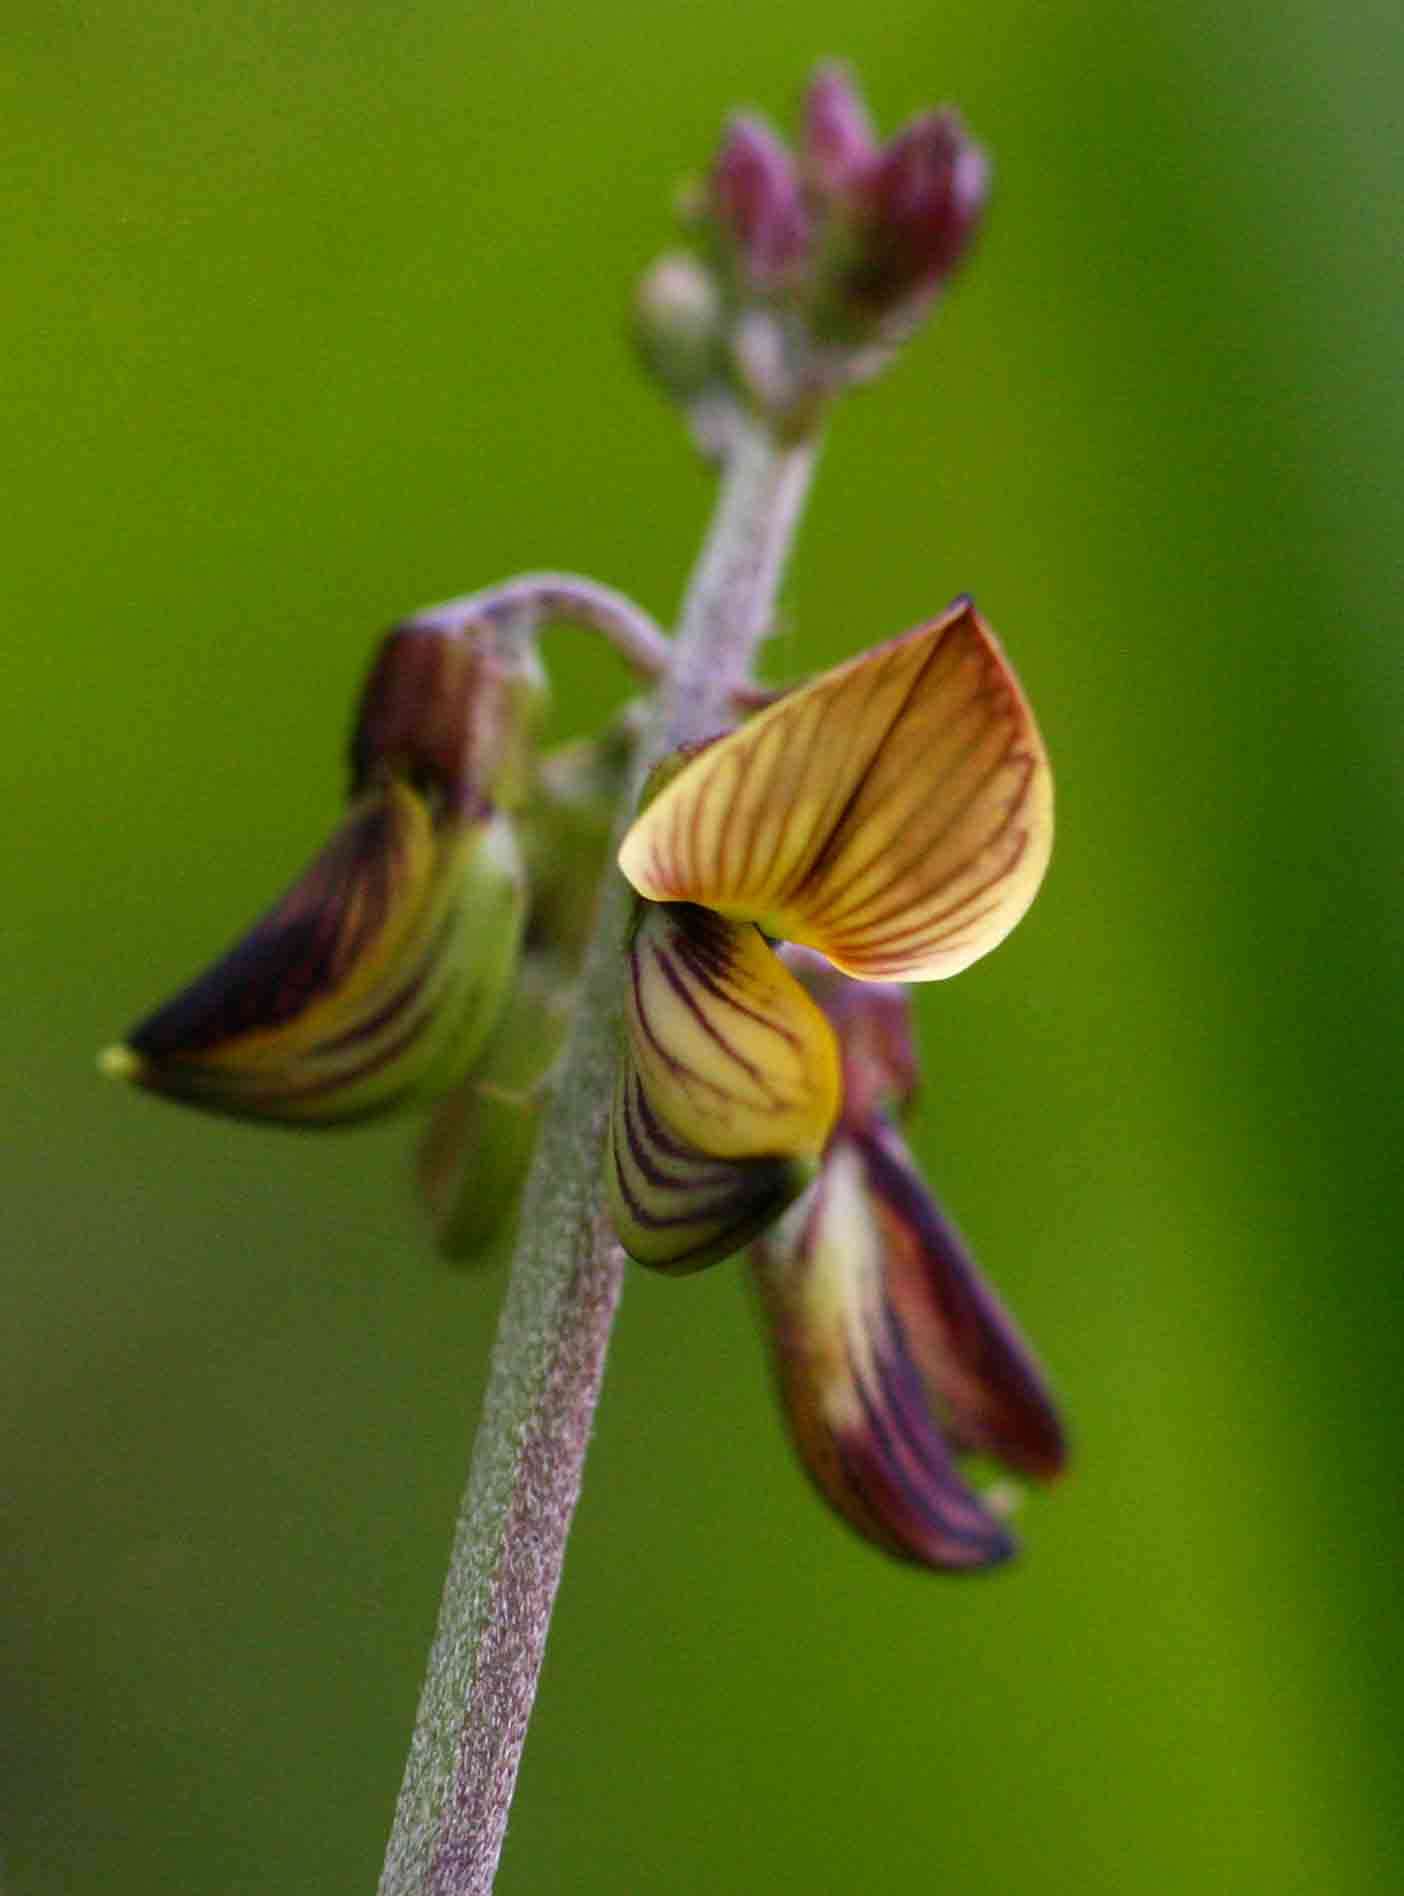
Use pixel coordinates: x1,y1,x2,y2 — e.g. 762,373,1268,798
607,596,1052,1271
100,616,541,1125
752,951,1066,1571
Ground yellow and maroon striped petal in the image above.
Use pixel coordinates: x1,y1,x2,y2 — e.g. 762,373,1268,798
752,1124,1065,1569
617,600,1052,981
103,787,525,1125
102,613,542,1127
624,901,841,1162
605,900,840,1269
607,1061,817,1273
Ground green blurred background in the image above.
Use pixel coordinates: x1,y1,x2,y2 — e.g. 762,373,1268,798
5,1,1402,1890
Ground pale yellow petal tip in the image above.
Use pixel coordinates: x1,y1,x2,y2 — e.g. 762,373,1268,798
97,1043,144,1083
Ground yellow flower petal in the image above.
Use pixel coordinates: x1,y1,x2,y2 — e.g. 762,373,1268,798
108,786,525,1124
605,900,839,1271
607,1060,817,1273
624,902,840,1162
618,599,1052,981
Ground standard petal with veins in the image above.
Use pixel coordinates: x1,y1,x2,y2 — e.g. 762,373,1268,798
617,598,1052,982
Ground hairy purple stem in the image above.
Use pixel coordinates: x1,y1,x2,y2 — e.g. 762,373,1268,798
406,572,671,681
377,417,821,1896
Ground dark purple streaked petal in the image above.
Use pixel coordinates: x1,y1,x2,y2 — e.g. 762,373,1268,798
607,1061,816,1273
623,901,840,1162
858,1119,1067,1478
753,1140,1019,1569
105,788,525,1125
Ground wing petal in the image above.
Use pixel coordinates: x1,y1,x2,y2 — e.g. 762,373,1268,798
624,902,840,1162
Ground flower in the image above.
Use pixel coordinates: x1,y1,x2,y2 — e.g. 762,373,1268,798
752,952,1066,1571
607,596,1052,1271
100,616,540,1125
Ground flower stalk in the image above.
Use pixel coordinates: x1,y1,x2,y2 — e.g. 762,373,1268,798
99,62,1049,1893
376,415,823,1896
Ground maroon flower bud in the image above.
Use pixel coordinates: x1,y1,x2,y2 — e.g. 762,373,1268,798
851,108,988,313
801,62,878,198
654,70,993,429
710,114,810,288
352,617,545,816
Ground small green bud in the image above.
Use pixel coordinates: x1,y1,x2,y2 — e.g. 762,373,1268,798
520,710,640,959
417,951,575,1259
633,253,726,406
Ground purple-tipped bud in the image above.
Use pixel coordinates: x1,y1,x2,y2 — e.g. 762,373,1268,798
710,114,810,287
852,108,988,313
352,618,545,816
801,62,879,198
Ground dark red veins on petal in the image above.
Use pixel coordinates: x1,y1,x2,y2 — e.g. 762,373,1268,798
128,798,404,1058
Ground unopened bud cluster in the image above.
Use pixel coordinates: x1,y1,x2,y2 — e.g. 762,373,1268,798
635,63,989,438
